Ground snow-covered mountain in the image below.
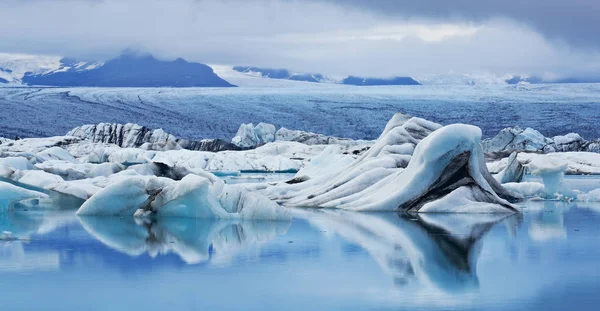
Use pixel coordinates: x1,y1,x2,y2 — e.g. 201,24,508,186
0,52,234,87
232,66,421,86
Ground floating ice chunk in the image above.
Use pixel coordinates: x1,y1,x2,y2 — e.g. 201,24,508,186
36,146,77,163
487,152,600,175
502,182,545,198
231,123,276,147
281,123,518,213
494,152,524,184
527,157,570,196
263,113,441,205
76,176,172,216
0,181,48,209
76,174,289,220
577,188,600,202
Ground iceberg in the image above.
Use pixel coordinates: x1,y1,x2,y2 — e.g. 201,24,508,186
268,118,519,213
76,174,290,220
482,126,600,154
0,181,48,209
67,123,241,152
231,122,276,147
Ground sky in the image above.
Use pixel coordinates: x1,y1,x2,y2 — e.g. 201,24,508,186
0,0,599,79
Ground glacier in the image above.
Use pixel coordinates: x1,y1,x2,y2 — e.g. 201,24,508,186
1,83,600,141
2,111,600,220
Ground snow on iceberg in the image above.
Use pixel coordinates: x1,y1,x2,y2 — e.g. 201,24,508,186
76,174,290,220
260,113,441,204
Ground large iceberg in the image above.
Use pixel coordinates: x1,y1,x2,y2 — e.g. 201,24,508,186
264,114,519,213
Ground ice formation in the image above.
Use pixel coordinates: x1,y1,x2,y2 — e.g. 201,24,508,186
231,123,276,147
493,152,524,184
265,115,519,213
0,181,48,209
76,174,290,220
526,157,570,196
4,111,600,219
482,126,600,154
67,123,241,152
231,122,366,148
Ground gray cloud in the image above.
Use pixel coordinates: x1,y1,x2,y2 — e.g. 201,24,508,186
0,0,599,79
317,0,600,49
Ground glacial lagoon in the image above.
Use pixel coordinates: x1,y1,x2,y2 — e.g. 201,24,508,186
2,175,600,311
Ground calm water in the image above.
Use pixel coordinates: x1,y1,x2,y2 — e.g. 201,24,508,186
2,198,600,310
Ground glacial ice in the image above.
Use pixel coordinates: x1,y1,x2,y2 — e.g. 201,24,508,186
482,126,600,154
231,123,276,147
266,117,519,213
231,122,367,148
67,123,240,152
493,152,524,184
76,174,290,220
527,157,571,197
0,181,48,209
487,152,600,175
3,111,600,218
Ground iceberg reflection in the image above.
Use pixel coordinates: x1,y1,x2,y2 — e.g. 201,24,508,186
78,215,291,264
293,209,512,293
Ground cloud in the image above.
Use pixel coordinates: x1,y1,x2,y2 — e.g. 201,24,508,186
0,0,598,78
318,0,600,49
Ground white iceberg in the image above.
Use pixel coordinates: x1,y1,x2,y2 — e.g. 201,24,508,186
76,174,290,220
268,119,519,213
0,181,48,209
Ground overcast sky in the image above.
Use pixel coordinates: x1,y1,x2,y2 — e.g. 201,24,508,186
1,0,599,78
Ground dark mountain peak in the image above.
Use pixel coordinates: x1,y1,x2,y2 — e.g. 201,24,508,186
22,53,234,87
342,75,420,86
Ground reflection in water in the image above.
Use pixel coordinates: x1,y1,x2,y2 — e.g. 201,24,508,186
293,209,512,293
78,216,291,264
526,201,571,242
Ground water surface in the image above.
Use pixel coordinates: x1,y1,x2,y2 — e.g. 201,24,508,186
2,199,600,310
